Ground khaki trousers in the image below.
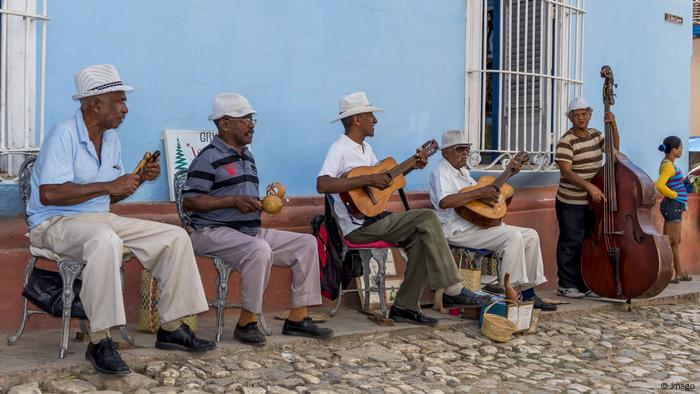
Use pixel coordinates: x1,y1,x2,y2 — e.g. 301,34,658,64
346,209,461,311
447,224,547,290
29,212,209,333
189,227,322,314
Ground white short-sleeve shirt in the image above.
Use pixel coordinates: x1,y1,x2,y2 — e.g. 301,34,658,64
318,134,378,236
428,158,479,237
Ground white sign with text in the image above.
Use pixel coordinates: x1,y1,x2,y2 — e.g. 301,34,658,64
162,129,218,201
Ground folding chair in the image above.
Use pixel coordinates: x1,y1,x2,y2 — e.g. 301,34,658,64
7,156,134,359
173,169,269,342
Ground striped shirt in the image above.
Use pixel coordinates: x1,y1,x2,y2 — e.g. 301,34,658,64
183,136,261,235
655,158,688,204
555,128,604,205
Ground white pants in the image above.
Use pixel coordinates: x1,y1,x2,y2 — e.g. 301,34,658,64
447,223,547,290
29,212,209,332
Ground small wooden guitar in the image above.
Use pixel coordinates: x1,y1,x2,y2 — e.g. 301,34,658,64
340,139,439,218
455,151,529,228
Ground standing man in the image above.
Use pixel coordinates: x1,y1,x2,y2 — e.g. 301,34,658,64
316,92,494,327
429,130,555,310
26,64,215,375
184,93,332,346
554,97,619,298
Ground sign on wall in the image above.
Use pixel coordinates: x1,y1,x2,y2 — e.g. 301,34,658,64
162,129,218,201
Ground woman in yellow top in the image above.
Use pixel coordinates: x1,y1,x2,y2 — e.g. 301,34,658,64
654,136,696,283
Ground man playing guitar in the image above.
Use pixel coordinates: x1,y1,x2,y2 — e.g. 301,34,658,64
428,130,555,311
317,92,493,326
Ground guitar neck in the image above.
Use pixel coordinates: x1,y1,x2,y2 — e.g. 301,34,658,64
388,156,416,179
491,168,514,189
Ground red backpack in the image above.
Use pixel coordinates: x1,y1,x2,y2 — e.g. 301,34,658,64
311,195,347,300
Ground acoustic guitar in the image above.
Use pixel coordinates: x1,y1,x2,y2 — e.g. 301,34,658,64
339,139,439,218
455,151,529,228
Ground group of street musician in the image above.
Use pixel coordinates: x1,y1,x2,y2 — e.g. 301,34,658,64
26,63,679,375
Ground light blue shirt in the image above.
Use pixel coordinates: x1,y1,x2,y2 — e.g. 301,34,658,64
26,110,124,229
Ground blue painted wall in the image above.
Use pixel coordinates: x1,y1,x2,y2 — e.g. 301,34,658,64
39,0,466,204
0,0,692,216
580,0,692,180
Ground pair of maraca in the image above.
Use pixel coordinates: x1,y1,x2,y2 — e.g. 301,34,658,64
262,181,285,214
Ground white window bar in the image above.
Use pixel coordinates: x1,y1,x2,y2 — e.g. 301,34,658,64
465,0,585,171
0,0,48,176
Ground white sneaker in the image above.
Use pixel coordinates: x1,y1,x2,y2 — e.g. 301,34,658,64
557,287,586,298
584,290,601,298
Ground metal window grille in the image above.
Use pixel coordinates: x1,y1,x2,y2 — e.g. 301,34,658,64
0,0,48,177
465,0,585,171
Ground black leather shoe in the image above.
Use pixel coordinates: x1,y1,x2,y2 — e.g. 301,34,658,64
85,338,130,375
532,296,557,311
234,322,267,346
282,317,333,338
388,306,438,327
155,323,216,352
442,288,494,308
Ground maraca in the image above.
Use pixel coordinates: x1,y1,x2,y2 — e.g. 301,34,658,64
262,181,285,214
266,181,285,199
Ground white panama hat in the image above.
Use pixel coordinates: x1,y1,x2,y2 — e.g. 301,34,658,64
331,92,383,123
566,97,593,116
440,130,472,150
208,93,258,121
72,64,133,100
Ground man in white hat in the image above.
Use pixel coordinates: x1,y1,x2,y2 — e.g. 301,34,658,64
317,92,495,327
428,130,555,311
554,97,619,298
183,93,332,346
26,64,214,375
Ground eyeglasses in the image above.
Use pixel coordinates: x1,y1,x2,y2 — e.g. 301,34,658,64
225,116,257,126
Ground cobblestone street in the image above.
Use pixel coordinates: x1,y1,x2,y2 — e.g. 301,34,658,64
7,303,700,394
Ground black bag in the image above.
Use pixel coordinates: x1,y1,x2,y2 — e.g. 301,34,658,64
312,195,360,300
22,267,88,319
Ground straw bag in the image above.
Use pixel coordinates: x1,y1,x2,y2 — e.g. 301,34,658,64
453,248,481,291
138,270,197,333
481,300,518,342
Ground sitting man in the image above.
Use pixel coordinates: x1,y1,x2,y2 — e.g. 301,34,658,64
183,93,332,346
26,64,215,375
316,92,494,327
428,130,555,310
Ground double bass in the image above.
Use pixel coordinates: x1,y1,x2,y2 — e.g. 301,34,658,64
581,66,673,301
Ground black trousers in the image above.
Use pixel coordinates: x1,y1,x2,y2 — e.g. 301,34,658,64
555,200,591,290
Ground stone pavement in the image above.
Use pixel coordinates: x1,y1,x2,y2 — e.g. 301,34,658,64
1,279,699,393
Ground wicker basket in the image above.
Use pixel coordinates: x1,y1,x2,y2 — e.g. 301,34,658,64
452,248,482,290
481,300,518,343
138,270,197,333
460,268,482,291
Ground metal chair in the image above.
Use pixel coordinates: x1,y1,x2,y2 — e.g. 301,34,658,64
7,156,134,359
173,169,269,342
324,195,402,318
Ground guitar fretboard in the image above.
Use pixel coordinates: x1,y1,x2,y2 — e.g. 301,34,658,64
388,157,417,179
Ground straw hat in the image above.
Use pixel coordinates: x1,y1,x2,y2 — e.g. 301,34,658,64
440,130,472,150
72,64,133,100
331,92,383,123
566,97,593,116
208,93,258,121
